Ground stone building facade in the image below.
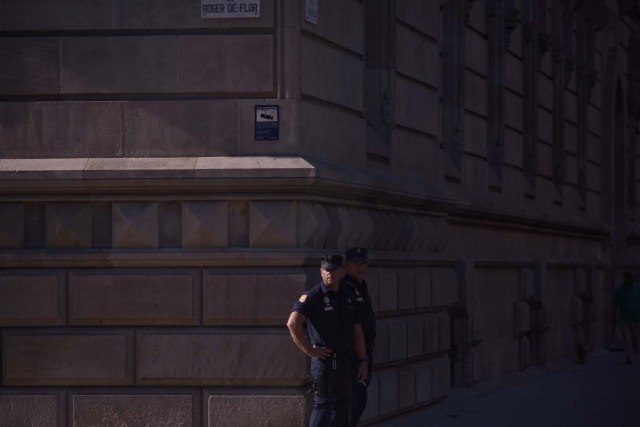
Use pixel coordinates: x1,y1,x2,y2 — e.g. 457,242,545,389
0,0,639,425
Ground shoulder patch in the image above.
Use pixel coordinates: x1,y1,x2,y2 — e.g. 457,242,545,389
299,294,308,303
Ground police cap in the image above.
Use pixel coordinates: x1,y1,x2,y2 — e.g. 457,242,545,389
320,254,343,270
345,247,368,263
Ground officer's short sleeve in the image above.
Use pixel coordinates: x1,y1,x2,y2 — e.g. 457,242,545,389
292,292,313,318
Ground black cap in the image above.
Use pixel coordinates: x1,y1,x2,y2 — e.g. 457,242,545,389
624,271,637,279
321,254,343,270
346,247,368,263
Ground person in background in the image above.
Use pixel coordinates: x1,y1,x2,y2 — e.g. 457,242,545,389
614,270,640,364
343,247,376,426
287,254,368,427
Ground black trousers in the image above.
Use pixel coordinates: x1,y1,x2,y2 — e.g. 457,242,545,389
310,356,352,427
351,352,373,427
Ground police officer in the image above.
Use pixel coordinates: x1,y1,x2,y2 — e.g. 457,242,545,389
287,254,368,427
343,247,375,426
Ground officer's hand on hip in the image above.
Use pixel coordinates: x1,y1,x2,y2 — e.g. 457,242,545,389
309,346,332,360
357,360,368,383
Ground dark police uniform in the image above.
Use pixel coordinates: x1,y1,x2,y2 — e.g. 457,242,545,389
343,248,376,426
292,279,360,426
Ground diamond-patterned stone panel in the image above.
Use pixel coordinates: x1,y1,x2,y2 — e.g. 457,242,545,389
182,201,229,248
112,202,159,249
0,203,24,249
298,202,322,248
46,202,91,248
249,201,296,248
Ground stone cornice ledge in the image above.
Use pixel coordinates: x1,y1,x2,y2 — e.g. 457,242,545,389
0,156,457,206
0,156,609,238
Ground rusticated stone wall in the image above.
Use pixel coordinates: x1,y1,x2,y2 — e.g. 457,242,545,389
1,0,640,425
0,158,458,425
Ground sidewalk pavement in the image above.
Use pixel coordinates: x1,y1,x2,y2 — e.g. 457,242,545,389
370,348,640,427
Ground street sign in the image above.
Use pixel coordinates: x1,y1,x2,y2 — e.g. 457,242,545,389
255,105,279,140
201,0,260,18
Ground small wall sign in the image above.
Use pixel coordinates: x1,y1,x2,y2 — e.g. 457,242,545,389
255,105,279,140
201,0,260,18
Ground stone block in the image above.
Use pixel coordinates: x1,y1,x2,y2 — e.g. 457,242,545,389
504,90,523,131
521,268,535,299
415,270,432,308
407,316,425,358
178,35,273,94
301,0,363,54
432,268,458,307
538,142,554,178
465,29,488,75
378,270,398,312
0,394,60,427
464,111,488,157
137,331,306,385
396,0,440,39
182,202,229,248
464,71,488,116
0,203,24,249
412,361,433,403
431,355,451,398
359,373,380,422
117,0,274,29
391,130,439,184
396,77,438,137
504,53,523,94
46,203,92,249
249,201,297,248
398,271,416,311
466,0,485,32
227,200,249,247
375,318,390,365
3,330,134,385
0,38,60,95
439,312,451,351
389,320,407,362
83,157,197,180
301,37,363,112
72,394,193,427
571,296,583,325
61,36,177,93
397,367,416,409
504,128,522,169
207,394,305,427
69,269,200,325
299,101,366,165
1,0,112,30
396,25,438,87
123,100,238,157
238,99,298,156
366,268,381,312
513,301,530,335
0,271,65,326
0,102,124,158
424,314,440,354
537,107,553,144
204,272,306,325
377,368,398,415
112,202,159,249
538,75,553,110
